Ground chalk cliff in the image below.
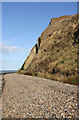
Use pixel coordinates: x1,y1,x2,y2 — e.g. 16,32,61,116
18,13,79,84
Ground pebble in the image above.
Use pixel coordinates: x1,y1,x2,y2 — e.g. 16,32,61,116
2,73,78,119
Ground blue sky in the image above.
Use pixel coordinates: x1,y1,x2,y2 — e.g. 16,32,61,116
1,2,77,70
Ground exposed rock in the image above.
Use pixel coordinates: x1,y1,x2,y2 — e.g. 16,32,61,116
18,13,79,84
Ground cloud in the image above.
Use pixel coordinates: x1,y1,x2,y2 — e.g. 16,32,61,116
0,42,21,53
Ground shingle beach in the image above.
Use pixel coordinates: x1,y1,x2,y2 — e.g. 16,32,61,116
1,73,78,119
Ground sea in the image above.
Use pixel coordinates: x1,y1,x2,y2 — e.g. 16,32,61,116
0,70,17,75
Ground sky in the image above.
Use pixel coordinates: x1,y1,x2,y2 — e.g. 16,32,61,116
1,2,78,70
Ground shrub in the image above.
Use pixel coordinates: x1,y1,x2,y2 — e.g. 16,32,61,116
61,60,64,63
24,71,32,76
64,76,79,85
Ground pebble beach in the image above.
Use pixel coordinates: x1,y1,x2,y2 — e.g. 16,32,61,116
1,73,79,119
0,75,2,119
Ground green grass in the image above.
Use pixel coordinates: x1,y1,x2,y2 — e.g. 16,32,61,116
57,60,64,66
70,77,79,85
71,77,76,84
65,76,79,85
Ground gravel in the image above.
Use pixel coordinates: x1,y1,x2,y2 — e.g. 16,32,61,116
2,73,78,118
0,75,2,119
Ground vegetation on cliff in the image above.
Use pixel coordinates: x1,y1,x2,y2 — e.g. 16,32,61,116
18,13,79,85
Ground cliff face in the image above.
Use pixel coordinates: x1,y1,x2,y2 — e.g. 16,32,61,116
18,13,79,84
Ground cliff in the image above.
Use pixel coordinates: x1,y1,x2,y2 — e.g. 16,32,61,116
18,13,79,84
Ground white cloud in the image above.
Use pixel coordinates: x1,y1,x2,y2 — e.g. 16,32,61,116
0,42,21,53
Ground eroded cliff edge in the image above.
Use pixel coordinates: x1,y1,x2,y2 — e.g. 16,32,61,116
18,13,79,84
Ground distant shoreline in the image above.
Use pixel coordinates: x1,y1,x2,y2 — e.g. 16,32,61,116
0,70,17,75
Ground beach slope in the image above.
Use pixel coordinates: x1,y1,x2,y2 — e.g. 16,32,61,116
2,73,78,118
